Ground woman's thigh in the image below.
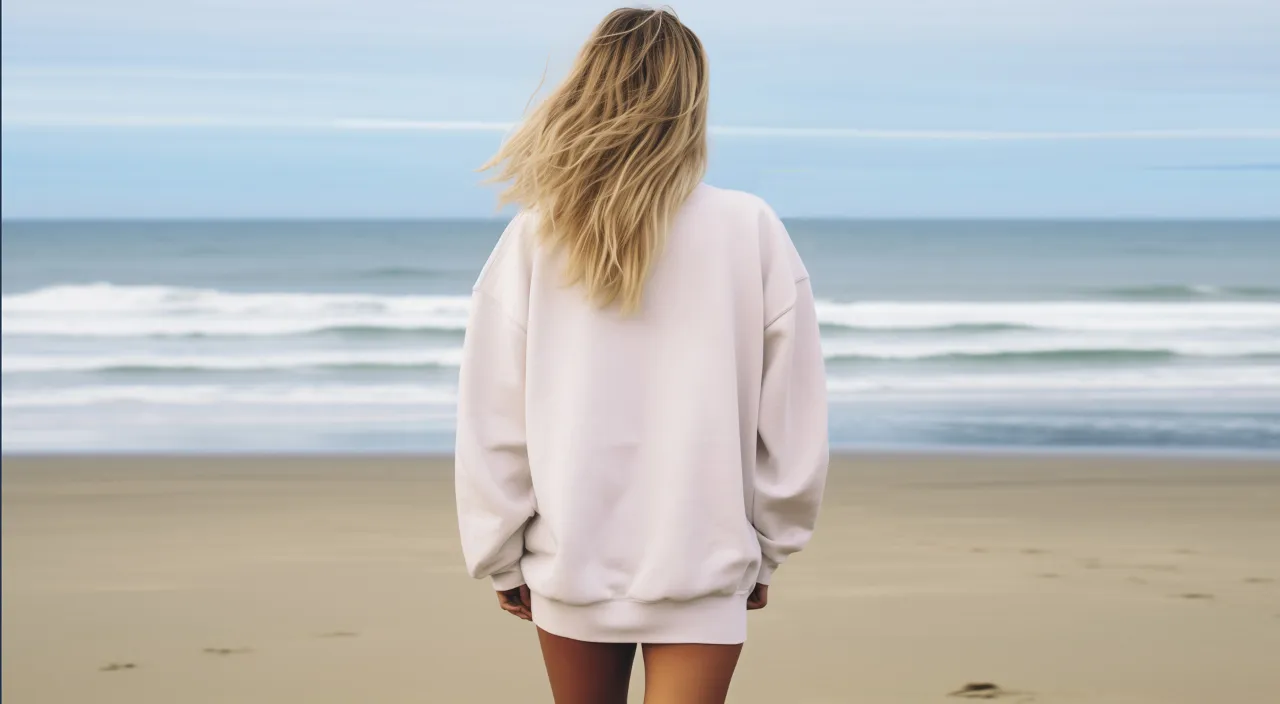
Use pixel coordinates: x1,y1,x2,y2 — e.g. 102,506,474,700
537,627,637,704
640,642,743,704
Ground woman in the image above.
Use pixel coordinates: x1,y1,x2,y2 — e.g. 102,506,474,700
455,7,829,703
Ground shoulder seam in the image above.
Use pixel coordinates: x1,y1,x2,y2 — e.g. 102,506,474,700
764,276,811,329
764,303,795,329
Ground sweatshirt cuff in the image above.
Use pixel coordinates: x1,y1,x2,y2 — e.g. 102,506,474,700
490,565,525,591
756,558,779,586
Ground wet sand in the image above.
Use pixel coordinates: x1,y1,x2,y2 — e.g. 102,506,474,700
3,452,1279,703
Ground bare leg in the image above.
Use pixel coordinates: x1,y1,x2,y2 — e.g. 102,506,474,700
537,627,637,704
641,642,743,704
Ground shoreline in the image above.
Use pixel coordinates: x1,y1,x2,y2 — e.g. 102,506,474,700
6,444,1280,461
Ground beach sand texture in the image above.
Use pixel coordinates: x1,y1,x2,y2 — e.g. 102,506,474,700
3,453,1279,703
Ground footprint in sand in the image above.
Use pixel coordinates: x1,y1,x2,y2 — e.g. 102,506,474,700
317,631,359,638
203,647,253,656
1036,573,1060,579
947,682,1034,700
1021,548,1049,555
1174,592,1215,601
1243,577,1274,585
970,548,988,554
100,662,137,672
1079,558,1179,573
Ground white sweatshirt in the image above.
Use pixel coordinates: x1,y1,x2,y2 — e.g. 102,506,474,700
455,183,829,643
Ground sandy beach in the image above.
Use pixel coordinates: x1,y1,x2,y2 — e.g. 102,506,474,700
3,452,1278,703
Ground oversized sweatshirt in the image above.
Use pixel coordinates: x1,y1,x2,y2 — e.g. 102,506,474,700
455,183,829,644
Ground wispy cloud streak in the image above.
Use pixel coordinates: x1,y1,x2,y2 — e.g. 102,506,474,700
4,113,1279,141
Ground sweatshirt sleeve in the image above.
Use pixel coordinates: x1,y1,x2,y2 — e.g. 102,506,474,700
752,249,830,586
454,220,536,592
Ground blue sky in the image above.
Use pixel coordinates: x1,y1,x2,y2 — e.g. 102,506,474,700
2,0,1278,218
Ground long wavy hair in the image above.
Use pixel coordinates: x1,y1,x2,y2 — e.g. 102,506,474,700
481,7,710,312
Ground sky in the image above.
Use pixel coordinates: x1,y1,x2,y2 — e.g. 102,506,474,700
2,0,1278,218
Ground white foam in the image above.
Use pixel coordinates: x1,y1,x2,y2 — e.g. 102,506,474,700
5,365,1277,409
1,283,471,336
815,300,1280,332
11,336,1273,374
819,335,1280,360
826,366,1280,396
6,284,1280,338
0,384,458,408
2,349,464,373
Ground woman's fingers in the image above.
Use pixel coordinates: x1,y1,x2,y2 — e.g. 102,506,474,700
505,604,531,620
497,586,534,621
518,584,533,616
746,583,768,610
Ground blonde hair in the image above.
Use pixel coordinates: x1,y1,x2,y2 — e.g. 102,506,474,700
481,7,709,312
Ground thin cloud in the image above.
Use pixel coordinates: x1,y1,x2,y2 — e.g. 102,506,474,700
0,114,519,131
1150,163,1280,171
0,66,373,83
332,118,517,131
3,113,1279,141
712,126,1280,140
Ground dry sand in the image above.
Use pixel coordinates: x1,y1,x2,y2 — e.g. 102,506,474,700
3,452,1279,703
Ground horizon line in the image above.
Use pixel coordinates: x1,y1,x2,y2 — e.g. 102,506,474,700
6,215,1279,223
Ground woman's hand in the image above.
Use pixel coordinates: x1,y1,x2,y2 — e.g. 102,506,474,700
497,584,533,621
747,583,768,610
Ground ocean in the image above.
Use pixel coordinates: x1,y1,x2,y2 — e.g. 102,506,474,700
3,219,1279,454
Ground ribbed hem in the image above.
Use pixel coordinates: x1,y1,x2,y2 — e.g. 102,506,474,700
490,566,525,591
531,592,748,644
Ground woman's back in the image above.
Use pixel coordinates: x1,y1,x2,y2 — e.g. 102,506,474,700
453,8,828,699
457,182,828,644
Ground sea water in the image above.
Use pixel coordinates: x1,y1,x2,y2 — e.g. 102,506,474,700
3,219,1278,453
